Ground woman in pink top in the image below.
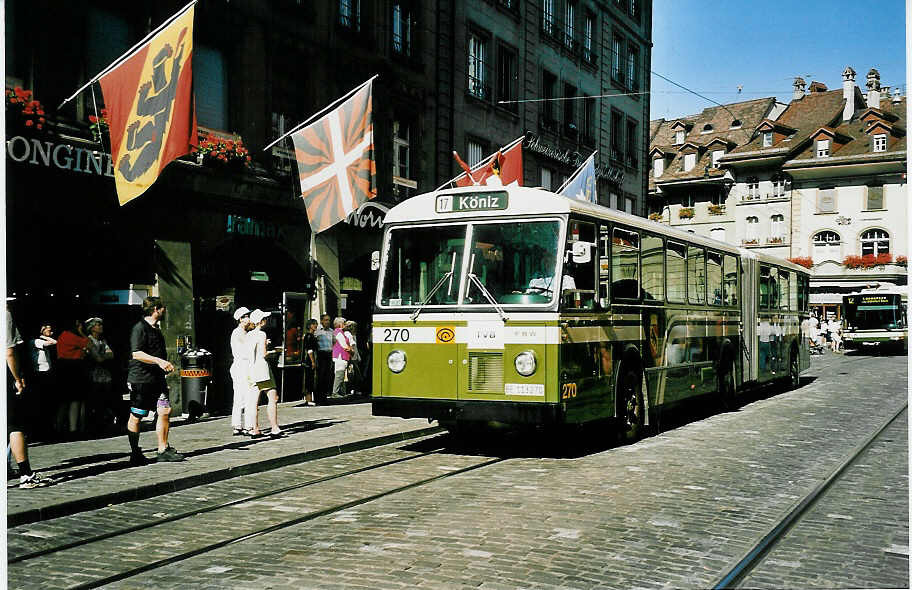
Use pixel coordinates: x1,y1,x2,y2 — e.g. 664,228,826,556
331,317,352,398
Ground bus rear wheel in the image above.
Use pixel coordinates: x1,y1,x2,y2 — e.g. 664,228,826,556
789,349,800,389
718,357,737,411
616,365,644,443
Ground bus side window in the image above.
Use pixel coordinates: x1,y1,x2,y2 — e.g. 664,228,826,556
723,254,739,307
707,252,723,306
687,245,706,305
564,220,597,310
666,241,687,303
641,234,664,302
760,265,771,309
789,271,798,311
611,227,640,300
777,268,789,311
769,267,780,309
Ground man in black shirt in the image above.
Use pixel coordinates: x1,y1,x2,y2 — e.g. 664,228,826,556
126,296,184,464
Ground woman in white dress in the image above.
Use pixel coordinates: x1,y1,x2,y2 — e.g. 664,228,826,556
246,309,283,438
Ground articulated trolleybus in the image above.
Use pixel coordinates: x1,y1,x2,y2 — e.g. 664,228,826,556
371,185,810,440
842,285,908,352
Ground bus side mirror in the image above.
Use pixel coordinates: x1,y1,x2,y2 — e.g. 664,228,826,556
571,241,591,264
370,251,380,271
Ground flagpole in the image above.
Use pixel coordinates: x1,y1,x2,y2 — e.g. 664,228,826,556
556,150,597,193
262,75,379,152
57,0,197,110
437,135,525,190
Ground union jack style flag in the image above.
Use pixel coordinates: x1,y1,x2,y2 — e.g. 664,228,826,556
292,82,376,233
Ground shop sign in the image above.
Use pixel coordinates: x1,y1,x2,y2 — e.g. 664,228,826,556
344,201,389,230
6,135,115,177
226,214,287,242
523,132,625,185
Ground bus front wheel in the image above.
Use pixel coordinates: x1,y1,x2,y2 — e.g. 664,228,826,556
616,364,645,443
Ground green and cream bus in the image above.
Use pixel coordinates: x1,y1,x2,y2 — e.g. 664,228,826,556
371,185,810,440
842,285,907,352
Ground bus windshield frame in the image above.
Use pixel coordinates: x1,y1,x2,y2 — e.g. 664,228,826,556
377,217,567,310
844,293,907,330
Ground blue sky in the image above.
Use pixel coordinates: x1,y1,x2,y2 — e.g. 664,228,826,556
650,1,907,121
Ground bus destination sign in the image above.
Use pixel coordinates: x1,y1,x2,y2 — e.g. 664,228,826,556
435,191,509,213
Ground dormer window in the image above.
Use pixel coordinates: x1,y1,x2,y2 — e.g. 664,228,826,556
701,124,713,134
816,139,830,158
873,133,887,152
653,157,664,178
683,153,696,171
712,149,724,168
730,119,742,129
762,132,773,147
674,130,685,144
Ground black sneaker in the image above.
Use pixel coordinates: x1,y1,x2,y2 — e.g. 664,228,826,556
129,452,150,466
157,446,185,462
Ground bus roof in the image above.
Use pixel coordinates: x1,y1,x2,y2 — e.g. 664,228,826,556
383,185,809,274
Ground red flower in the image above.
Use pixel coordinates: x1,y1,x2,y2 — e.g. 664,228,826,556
24,120,33,127
89,115,98,123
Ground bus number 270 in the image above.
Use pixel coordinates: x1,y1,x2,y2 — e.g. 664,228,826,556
383,328,410,342
561,383,578,400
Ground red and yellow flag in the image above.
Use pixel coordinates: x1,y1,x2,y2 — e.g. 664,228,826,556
99,6,197,206
454,137,523,188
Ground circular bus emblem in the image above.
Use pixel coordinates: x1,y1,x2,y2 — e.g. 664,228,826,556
436,327,455,343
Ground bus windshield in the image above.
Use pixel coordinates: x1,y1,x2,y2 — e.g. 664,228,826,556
844,294,906,330
379,220,562,307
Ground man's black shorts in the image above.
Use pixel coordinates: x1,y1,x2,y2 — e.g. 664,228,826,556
129,381,169,413
7,386,28,433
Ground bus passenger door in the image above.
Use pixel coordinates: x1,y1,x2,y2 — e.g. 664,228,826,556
742,258,758,383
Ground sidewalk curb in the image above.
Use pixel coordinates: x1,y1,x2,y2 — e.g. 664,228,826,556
9,425,442,527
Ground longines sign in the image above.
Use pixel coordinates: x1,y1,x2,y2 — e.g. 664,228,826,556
6,135,115,177
523,132,625,185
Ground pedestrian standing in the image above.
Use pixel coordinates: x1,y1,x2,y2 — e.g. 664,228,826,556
344,320,361,396
7,305,50,488
303,319,318,406
331,317,353,399
229,306,256,435
247,309,283,437
31,323,57,439
125,296,184,464
55,319,90,436
315,313,333,404
85,317,115,432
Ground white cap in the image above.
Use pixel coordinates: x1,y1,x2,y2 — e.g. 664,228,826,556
233,306,251,321
250,309,271,324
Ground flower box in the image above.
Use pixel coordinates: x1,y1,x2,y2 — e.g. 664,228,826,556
195,132,251,170
766,236,784,244
707,204,725,215
6,86,47,134
648,212,663,222
843,253,893,269
741,239,759,246
788,257,813,269
678,207,694,219
896,255,907,267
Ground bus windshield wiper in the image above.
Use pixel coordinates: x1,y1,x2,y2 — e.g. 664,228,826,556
409,270,454,322
467,272,509,323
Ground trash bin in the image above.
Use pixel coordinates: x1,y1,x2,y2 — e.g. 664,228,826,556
180,348,212,420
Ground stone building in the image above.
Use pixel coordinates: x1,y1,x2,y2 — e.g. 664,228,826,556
649,66,907,319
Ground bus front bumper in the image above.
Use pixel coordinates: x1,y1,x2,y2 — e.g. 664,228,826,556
372,397,564,425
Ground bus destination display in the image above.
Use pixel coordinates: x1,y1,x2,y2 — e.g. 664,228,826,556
435,191,509,213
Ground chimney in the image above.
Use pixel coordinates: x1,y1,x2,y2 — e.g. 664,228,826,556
792,76,806,100
842,66,856,121
866,68,881,108
893,88,903,104
882,85,891,100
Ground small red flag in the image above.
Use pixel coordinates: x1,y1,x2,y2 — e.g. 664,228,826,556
455,138,523,187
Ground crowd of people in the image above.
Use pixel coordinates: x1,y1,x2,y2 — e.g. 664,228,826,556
808,313,843,353
7,295,369,489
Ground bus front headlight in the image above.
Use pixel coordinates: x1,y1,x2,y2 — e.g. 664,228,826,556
387,350,407,373
514,350,537,376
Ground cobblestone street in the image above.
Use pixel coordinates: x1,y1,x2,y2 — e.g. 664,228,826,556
7,351,908,589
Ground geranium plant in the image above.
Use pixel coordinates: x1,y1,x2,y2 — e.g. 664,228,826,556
708,204,725,215
648,212,663,221
195,132,252,168
6,86,46,131
843,253,893,269
896,255,907,267
787,257,814,269
678,207,694,219
89,108,109,143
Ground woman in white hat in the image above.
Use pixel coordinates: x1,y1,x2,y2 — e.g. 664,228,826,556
246,309,283,438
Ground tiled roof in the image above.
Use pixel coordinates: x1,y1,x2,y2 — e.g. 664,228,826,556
787,96,907,161
729,89,847,158
648,97,776,190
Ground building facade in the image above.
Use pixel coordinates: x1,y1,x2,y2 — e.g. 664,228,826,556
649,66,907,319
